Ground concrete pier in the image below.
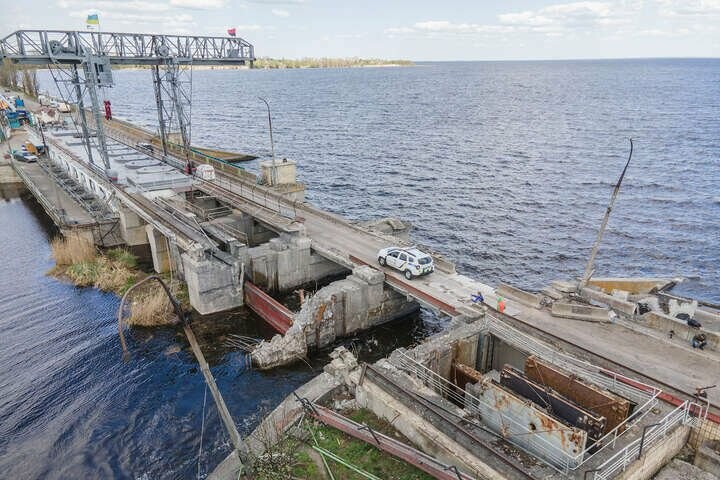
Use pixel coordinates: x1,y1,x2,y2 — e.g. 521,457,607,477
246,232,348,293
146,225,170,273
251,265,419,369
182,250,244,315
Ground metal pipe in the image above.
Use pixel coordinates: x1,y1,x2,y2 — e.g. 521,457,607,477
258,96,278,184
117,275,249,469
579,138,634,290
637,422,662,458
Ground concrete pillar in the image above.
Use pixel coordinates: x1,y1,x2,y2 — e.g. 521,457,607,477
182,250,243,315
146,225,170,274
251,266,419,369
117,204,149,247
247,234,347,293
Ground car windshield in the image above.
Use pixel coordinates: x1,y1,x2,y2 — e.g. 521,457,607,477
418,257,432,265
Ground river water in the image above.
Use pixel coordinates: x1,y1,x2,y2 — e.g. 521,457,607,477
2,60,718,479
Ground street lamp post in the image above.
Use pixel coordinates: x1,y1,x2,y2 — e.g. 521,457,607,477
258,96,275,163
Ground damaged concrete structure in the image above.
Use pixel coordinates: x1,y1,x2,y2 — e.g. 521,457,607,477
212,306,717,480
534,277,720,353
246,232,348,293
251,265,419,369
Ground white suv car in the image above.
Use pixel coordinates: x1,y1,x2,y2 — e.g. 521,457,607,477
377,247,435,280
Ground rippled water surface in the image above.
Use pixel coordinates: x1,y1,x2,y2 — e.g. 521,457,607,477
106,59,719,300
3,60,719,479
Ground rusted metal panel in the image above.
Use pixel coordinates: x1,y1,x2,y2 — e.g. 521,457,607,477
467,378,587,469
500,366,606,441
452,361,484,389
243,280,293,333
363,364,536,479
525,356,631,434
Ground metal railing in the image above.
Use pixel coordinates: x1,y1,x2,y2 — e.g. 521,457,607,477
481,316,669,467
37,156,116,222
482,316,659,405
589,400,699,480
392,312,674,475
394,351,581,472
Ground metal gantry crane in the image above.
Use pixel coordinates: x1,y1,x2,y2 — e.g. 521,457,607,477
0,30,255,175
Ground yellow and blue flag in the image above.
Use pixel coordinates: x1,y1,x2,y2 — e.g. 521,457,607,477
86,14,99,26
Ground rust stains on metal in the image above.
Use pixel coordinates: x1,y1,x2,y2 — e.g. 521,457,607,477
314,302,327,322
452,361,484,388
243,280,293,333
500,365,607,440
525,356,631,434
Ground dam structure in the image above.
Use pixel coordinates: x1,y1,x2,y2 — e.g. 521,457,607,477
2,29,719,480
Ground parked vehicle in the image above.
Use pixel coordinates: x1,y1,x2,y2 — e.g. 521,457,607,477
12,150,38,162
377,246,435,280
137,142,154,153
195,164,216,180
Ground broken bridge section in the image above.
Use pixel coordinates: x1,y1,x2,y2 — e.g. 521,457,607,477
250,266,420,370
243,280,293,334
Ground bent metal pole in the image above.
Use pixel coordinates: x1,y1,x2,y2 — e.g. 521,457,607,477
579,138,634,290
117,276,249,469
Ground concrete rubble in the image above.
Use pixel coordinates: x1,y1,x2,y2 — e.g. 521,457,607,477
357,217,412,241
251,265,419,369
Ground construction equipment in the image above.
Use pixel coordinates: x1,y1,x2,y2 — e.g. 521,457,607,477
0,30,255,177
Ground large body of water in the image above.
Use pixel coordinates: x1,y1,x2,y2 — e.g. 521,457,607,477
2,60,718,479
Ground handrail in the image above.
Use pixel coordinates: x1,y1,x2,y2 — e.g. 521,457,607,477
590,401,697,480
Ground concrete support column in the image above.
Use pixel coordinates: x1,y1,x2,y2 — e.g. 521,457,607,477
146,225,171,274
117,204,149,247
182,250,244,315
247,233,347,293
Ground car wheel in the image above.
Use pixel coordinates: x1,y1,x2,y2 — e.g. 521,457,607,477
404,269,413,280
378,256,385,266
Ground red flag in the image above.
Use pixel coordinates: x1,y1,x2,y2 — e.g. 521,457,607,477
227,28,236,37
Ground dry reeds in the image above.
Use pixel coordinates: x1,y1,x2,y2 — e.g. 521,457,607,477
94,258,136,292
126,287,176,327
50,237,139,294
50,235,95,266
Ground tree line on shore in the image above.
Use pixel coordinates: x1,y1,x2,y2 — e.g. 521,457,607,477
253,57,413,69
0,59,39,98
110,57,414,70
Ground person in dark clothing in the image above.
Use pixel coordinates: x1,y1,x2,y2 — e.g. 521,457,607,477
692,333,707,350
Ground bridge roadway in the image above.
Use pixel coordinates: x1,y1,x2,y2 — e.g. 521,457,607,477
193,168,720,413
91,120,720,415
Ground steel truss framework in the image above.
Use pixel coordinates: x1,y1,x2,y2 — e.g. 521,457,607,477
0,29,255,173
152,61,192,158
0,30,254,65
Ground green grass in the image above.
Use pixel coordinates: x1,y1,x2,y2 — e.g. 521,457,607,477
65,260,100,287
268,409,434,480
106,248,137,269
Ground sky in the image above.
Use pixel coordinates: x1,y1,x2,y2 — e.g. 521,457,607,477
1,0,719,60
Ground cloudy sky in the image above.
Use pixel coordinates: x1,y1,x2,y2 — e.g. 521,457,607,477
1,0,719,60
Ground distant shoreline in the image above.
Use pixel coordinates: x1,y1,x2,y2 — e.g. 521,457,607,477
112,57,414,71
